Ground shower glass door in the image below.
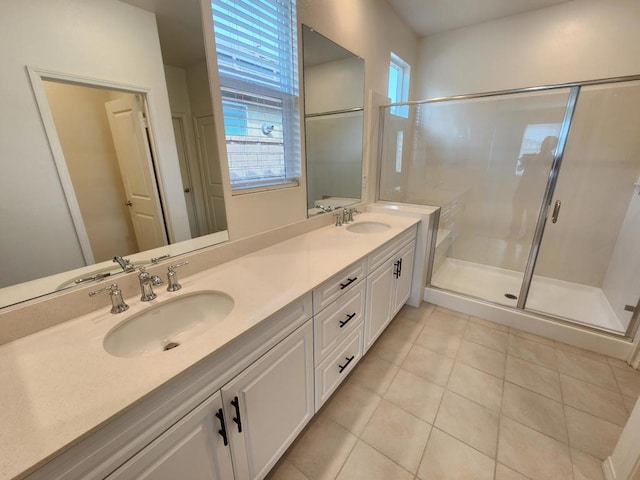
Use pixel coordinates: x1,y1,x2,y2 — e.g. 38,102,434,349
526,81,640,334
379,89,572,307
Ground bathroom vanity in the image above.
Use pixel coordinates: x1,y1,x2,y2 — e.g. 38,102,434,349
0,212,419,480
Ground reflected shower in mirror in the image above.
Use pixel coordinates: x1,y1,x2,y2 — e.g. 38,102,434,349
302,25,364,217
0,0,227,308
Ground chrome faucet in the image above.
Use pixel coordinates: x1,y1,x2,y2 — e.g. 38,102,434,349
166,261,189,292
138,267,164,301
89,283,129,314
113,256,135,272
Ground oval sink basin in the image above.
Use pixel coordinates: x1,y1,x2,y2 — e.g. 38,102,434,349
103,291,234,358
346,221,391,233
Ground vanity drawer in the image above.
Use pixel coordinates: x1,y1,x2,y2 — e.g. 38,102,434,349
313,282,365,365
367,224,417,273
315,325,364,411
313,259,366,313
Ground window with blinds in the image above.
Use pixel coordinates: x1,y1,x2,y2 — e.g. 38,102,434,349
212,0,300,192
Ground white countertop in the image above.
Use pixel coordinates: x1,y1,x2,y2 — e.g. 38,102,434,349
0,212,419,480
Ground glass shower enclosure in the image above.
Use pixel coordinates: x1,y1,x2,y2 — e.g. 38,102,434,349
379,78,640,336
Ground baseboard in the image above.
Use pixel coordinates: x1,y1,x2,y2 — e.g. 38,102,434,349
603,457,616,480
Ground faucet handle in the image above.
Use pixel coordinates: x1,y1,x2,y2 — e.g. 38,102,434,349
334,211,343,227
167,261,189,292
89,283,129,314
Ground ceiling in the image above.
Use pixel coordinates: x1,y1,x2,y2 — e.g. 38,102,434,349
386,0,572,37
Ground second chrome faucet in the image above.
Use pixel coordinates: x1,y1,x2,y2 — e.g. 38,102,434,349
138,267,164,301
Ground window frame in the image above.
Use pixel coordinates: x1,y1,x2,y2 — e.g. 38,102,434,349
388,52,411,118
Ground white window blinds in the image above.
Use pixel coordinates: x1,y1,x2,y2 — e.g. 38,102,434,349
212,0,301,191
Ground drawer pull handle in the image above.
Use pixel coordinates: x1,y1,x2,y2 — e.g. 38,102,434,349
215,408,229,446
398,258,403,277
339,313,356,328
339,277,358,290
231,396,242,433
338,355,355,373
393,261,399,279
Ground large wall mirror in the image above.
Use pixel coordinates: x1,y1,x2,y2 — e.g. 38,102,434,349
302,25,365,217
0,0,227,308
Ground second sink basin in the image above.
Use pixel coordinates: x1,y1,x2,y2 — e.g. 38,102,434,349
103,291,234,358
346,221,391,233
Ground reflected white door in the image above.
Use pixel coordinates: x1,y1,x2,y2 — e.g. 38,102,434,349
105,96,167,251
172,116,200,238
195,115,227,232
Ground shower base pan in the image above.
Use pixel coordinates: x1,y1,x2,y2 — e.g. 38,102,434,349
431,258,627,335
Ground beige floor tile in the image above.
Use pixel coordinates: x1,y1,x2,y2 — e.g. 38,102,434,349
498,416,573,480
464,322,508,353
565,406,623,460
322,383,382,435
287,415,357,480
508,334,557,370
509,328,555,346
607,356,631,370
624,394,638,413
560,374,629,426
557,350,618,392
435,306,470,320
447,362,503,412
368,333,413,366
385,314,425,343
434,391,500,458
469,315,509,332
456,339,506,378
349,354,399,395
414,325,463,358
611,365,640,398
505,355,562,401
425,310,469,335
495,463,530,480
335,440,413,480
417,428,495,480
401,344,454,386
361,400,431,473
383,369,444,424
502,382,568,443
397,302,435,323
571,448,605,480
266,461,310,480
555,341,611,365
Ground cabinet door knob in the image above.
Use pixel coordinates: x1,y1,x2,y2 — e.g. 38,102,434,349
231,396,243,433
215,408,229,446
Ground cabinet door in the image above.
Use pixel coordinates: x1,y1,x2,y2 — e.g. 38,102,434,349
392,241,416,316
364,257,395,351
222,320,314,480
106,392,234,480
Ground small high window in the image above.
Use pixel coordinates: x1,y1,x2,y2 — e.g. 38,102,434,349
388,53,410,118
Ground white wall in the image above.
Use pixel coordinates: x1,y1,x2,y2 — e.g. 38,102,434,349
0,0,189,287
415,0,640,99
304,57,365,114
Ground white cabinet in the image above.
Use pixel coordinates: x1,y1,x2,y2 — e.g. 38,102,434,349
222,320,314,480
106,392,234,480
365,240,416,351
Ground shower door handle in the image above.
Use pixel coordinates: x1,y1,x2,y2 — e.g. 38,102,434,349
551,200,562,224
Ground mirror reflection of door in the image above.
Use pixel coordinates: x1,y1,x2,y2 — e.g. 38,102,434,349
42,80,168,262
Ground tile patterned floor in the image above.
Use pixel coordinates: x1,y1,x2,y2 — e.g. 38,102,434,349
266,303,640,480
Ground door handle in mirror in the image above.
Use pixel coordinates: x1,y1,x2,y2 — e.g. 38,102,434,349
551,200,561,224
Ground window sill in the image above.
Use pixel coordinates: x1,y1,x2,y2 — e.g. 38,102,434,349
231,179,300,196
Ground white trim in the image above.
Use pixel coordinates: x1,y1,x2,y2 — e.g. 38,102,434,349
603,457,616,480
27,67,95,265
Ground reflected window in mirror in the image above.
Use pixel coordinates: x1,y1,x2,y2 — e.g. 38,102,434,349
301,26,365,217
211,0,301,193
